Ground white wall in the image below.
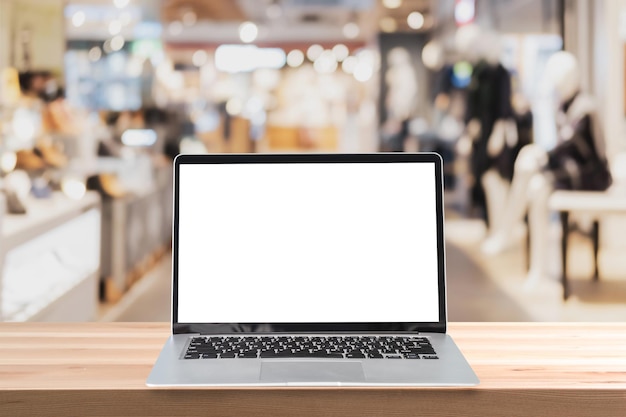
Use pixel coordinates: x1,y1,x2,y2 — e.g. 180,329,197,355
0,0,14,73
592,0,626,160
0,0,65,74
588,0,626,249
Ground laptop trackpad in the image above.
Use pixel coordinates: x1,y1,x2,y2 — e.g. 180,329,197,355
260,361,365,383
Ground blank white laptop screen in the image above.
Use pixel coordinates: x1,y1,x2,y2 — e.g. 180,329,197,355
177,162,440,323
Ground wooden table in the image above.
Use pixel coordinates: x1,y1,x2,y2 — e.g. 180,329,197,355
1,323,625,416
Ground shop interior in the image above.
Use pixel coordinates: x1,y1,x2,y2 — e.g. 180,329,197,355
0,0,625,323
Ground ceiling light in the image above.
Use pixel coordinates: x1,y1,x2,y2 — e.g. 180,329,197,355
103,39,113,54
313,50,338,74
306,44,323,61
215,45,286,73
332,44,349,61
341,56,357,74
88,46,102,62
354,61,373,82
113,0,130,9
421,41,444,71
357,49,380,70
342,22,360,39
239,21,258,43
287,50,305,67
383,0,402,9
168,21,183,36
108,20,122,35
110,35,125,52
71,11,86,28
182,10,197,26
192,50,208,67
407,11,425,29
380,17,397,33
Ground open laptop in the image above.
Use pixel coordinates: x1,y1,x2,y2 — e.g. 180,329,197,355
147,153,478,387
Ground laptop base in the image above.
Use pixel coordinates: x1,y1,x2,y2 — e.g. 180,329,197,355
147,333,478,387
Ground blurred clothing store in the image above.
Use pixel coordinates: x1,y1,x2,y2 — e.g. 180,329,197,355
1,0,626,323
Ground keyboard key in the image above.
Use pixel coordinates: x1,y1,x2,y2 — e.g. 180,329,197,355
308,352,344,358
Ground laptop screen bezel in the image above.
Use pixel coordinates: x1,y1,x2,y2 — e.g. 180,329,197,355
172,153,447,334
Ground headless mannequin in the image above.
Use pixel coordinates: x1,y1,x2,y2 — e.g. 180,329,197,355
482,51,612,287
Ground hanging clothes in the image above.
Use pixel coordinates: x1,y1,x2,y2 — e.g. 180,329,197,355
494,109,533,181
465,60,514,218
546,92,612,191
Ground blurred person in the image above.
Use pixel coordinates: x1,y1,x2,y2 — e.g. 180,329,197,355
419,40,467,188
482,51,611,287
17,70,49,100
14,71,52,171
42,87,79,135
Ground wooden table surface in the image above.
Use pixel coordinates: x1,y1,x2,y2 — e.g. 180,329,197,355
1,322,625,416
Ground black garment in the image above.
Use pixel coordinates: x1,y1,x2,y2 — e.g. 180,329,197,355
547,94,611,191
465,61,514,220
494,110,534,181
388,119,410,152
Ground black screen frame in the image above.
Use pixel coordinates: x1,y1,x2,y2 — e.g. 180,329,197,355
172,153,447,334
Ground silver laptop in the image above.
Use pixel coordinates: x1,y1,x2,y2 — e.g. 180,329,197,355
147,153,478,387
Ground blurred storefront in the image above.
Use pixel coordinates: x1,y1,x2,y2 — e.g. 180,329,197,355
1,0,626,322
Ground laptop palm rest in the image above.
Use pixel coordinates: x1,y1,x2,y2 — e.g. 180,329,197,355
260,361,365,383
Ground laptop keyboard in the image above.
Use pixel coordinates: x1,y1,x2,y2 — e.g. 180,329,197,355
183,335,437,360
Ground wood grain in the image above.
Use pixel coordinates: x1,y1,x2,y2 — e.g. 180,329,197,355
1,322,625,416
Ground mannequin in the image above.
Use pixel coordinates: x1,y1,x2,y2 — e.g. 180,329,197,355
461,29,515,223
481,90,534,233
385,47,418,122
383,47,418,152
482,51,612,286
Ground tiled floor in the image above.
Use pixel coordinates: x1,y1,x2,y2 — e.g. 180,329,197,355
104,218,626,322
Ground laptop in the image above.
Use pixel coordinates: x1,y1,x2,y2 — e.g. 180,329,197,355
147,153,478,387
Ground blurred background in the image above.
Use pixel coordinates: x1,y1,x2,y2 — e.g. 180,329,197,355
0,0,625,323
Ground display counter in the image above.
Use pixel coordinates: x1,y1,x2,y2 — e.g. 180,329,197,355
0,192,101,321
0,322,624,416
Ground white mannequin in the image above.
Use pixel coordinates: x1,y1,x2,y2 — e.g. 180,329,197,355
382,47,418,151
384,47,418,122
482,51,587,287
